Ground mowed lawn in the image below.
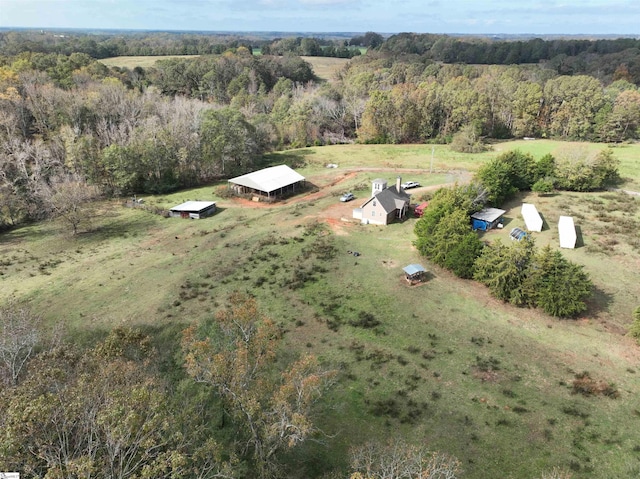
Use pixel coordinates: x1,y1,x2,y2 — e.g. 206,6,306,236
2,140,640,478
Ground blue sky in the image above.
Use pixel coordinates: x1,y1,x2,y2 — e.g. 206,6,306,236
1,0,639,35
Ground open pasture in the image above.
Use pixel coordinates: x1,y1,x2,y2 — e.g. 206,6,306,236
301,56,350,82
99,54,201,68
2,140,640,478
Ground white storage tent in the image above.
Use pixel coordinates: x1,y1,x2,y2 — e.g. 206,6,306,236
558,216,577,249
228,165,305,199
521,203,543,232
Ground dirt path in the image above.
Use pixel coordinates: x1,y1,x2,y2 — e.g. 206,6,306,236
609,188,640,197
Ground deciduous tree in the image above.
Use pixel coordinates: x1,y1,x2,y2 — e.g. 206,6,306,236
0,304,40,385
0,328,220,479
182,292,335,478
43,174,102,234
349,438,462,479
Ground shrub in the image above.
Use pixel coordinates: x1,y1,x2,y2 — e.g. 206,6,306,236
349,311,381,329
450,123,489,153
571,371,620,398
532,177,556,195
629,307,640,342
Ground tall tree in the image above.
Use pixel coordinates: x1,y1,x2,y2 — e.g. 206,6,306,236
0,304,40,385
473,238,537,306
349,438,462,479
43,174,102,235
0,328,227,478
530,245,593,317
199,107,260,177
182,292,335,478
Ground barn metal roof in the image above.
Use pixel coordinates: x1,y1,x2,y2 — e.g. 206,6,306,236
228,165,305,193
170,201,216,212
403,264,427,275
470,207,506,223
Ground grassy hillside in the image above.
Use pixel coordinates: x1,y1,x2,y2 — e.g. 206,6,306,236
2,140,640,478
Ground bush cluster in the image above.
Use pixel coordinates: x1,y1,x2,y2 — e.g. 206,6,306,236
476,149,620,206
414,163,595,317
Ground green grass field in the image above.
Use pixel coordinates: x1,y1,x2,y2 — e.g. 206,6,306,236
2,140,640,478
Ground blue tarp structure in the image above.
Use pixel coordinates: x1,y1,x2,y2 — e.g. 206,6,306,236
510,227,528,241
470,207,506,231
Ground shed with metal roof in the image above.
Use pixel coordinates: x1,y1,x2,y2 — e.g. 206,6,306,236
470,207,506,231
169,201,217,219
403,264,427,283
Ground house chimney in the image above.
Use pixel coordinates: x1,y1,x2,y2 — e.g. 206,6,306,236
396,176,402,192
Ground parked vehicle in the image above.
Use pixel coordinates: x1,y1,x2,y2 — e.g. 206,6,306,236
414,201,429,217
401,181,421,189
340,192,355,202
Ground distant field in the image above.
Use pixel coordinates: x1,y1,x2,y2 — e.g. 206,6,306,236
99,54,349,82
271,140,640,191
2,139,640,479
99,55,200,68
301,56,350,82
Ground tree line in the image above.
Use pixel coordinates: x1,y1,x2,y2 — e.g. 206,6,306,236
2,36,640,231
3,30,640,80
379,33,640,80
0,30,363,59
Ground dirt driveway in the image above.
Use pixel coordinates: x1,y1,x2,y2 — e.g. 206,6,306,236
220,167,471,234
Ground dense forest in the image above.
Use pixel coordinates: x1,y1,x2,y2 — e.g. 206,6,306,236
1,30,639,231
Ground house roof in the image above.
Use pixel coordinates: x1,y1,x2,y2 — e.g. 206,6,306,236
170,201,216,213
521,203,543,232
470,207,506,223
361,185,410,212
228,165,305,193
403,264,426,275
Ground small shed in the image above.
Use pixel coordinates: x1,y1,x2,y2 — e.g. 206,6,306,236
509,227,528,241
558,216,577,249
414,202,429,218
470,208,506,231
169,201,217,219
521,203,543,232
403,264,427,284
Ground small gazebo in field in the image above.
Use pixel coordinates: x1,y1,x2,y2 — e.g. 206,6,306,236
403,264,427,284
